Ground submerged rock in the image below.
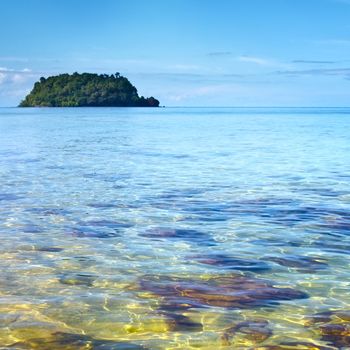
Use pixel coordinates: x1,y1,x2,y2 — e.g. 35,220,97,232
160,312,203,332
148,294,203,332
36,247,64,253
307,310,350,349
68,227,119,239
87,203,118,209
192,253,270,272
256,342,334,350
266,255,328,273
141,227,216,246
139,274,308,310
59,273,96,287
68,220,131,239
80,220,133,229
10,331,148,349
319,324,350,348
87,202,136,209
308,310,350,325
221,319,272,346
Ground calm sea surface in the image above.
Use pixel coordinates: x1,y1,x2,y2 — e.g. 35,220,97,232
0,107,350,349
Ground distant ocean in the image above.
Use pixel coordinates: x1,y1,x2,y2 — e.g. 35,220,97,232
0,107,349,349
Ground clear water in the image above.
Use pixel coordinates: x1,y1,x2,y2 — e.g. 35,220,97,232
0,107,349,349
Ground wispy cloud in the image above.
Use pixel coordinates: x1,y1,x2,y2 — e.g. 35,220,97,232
129,72,251,85
207,51,232,57
276,67,350,78
0,67,32,73
237,55,272,66
236,55,292,70
207,53,280,66
292,59,336,64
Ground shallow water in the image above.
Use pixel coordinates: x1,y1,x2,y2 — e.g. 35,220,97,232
0,107,350,349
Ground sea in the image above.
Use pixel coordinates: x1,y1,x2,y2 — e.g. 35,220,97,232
0,107,349,349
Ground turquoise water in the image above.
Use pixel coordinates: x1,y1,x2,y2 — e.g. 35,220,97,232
0,107,349,349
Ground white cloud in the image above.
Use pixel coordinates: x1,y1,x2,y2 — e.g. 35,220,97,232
0,72,6,84
238,56,272,66
12,73,28,83
0,67,14,72
0,67,35,82
0,66,40,105
237,56,270,66
236,56,292,70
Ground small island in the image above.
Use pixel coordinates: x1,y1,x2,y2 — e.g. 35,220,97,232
19,72,159,107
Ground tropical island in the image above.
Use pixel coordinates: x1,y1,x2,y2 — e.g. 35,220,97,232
19,72,160,107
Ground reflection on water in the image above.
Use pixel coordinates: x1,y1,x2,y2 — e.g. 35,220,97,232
0,107,350,349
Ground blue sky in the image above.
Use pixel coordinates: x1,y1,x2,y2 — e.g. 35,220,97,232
1,0,350,106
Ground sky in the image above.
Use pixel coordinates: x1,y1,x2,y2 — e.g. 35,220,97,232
1,0,350,106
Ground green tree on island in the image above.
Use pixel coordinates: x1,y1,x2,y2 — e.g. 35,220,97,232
19,72,160,107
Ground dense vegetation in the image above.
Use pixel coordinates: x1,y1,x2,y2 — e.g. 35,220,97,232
19,72,159,107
